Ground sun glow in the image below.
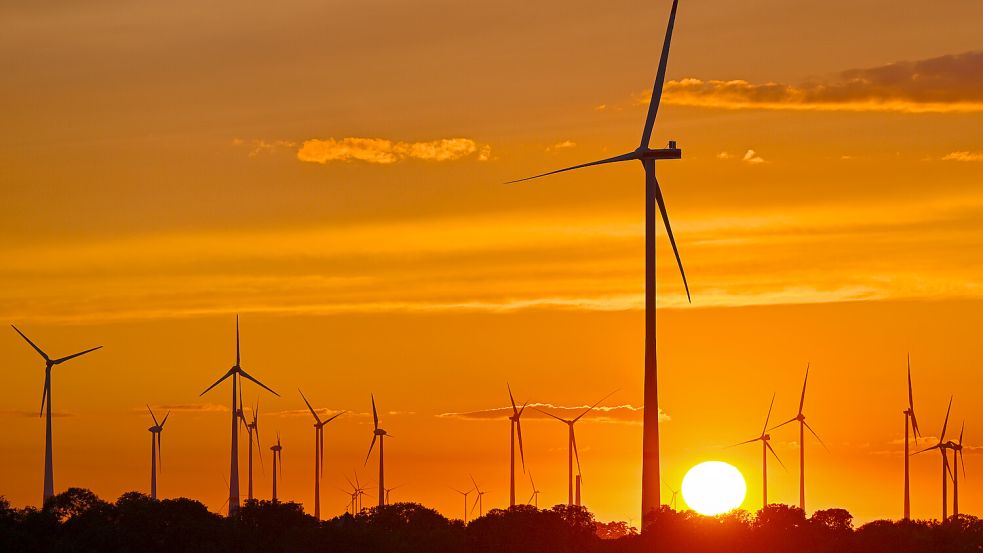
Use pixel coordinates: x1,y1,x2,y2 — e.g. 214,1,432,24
681,461,747,516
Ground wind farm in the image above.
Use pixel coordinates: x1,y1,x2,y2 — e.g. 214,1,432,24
3,0,983,551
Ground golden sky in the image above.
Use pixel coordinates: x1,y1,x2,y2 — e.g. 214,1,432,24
2,0,983,524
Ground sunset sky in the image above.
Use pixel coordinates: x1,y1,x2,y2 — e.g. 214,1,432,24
2,0,983,524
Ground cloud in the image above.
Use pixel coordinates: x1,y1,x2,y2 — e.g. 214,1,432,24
943,151,983,162
233,139,297,157
437,403,668,425
658,51,983,113
145,403,228,413
296,137,489,165
547,140,577,152
742,150,766,164
0,409,71,418
717,152,733,160
273,408,350,419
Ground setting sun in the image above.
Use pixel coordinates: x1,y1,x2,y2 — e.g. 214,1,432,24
682,461,747,516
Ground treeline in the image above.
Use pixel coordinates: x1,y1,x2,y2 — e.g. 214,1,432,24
2,488,983,553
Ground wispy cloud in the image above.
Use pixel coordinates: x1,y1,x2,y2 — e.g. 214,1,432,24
296,137,489,165
943,151,983,162
657,51,983,114
547,140,577,152
232,138,297,156
438,403,667,425
0,409,71,418
742,150,766,164
144,403,228,413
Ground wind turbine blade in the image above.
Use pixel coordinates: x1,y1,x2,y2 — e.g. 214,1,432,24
147,405,160,426
319,428,325,479
371,394,379,430
470,473,479,491
256,424,264,472
638,0,680,149
798,364,810,416
364,435,377,466
528,491,536,504
39,372,49,417
574,389,618,422
941,396,953,440
907,355,917,418
532,406,569,423
572,430,582,476
765,441,786,470
518,401,528,417
802,420,829,452
52,346,103,365
160,412,170,428
944,451,953,479
914,444,941,455
769,417,798,432
11,325,49,361
299,389,322,424
325,410,347,424
235,315,240,365
158,433,163,472
504,152,638,184
508,383,518,415
960,449,967,479
516,419,526,472
471,495,480,515
237,368,279,397
959,421,965,445
728,437,761,448
653,174,691,302
199,368,235,397
762,393,776,437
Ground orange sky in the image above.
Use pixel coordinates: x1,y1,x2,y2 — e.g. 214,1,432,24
2,0,983,524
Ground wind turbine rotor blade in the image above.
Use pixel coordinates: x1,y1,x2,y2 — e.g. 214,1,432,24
199,368,235,397
371,395,379,430
802,420,829,452
914,444,941,455
470,474,479,491
762,393,776,437
574,389,618,422
798,364,810,416
532,406,569,423
160,412,170,428
508,383,518,415
528,491,536,504
12,325,50,361
504,152,639,184
769,417,798,432
235,315,240,365
729,437,762,448
158,433,163,472
237,368,279,397
39,372,49,417
941,396,953,440
572,430,582,476
944,451,953,479
517,419,526,472
518,401,528,417
765,441,786,470
652,175,691,302
471,495,480,515
298,389,322,424
638,0,680,149
364,435,377,466
959,421,965,445
325,410,347,424
52,345,103,365
147,405,160,426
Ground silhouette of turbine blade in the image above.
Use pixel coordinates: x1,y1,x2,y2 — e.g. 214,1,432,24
528,490,536,504
364,435,377,466
39,372,49,417
508,383,518,415
325,410,347,424
651,171,691,302
762,393,776,436
802,420,829,452
504,152,638,184
572,430,582,477
371,395,379,430
200,368,235,396
11,325,50,361
941,396,953,440
470,494,480,515
517,418,526,472
299,389,322,424
639,0,680,149
238,368,279,397
914,443,941,455
765,441,786,470
52,345,102,365
907,355,921,438
798,364,810,415
574,389,618,422
533,406,569,423
235,315,240,365
147,405,159,426
729,436,761,448
158,432,163,472
160,411,170,428
770,416,798,432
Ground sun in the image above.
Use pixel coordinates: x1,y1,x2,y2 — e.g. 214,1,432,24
681,461,747,516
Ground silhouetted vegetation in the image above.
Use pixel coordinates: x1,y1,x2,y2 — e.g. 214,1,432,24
2,489,982,552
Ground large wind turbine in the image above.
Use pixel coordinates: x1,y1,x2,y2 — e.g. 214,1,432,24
11,325,102,503
238,392,264,501
507,384,527,508
732,394,783,509
199,316,279,515
146,406,170,500
300,389,345,519
950,422,966,518
364,395,391,507
535,391,615,506
915,397,953,521
903,355,922,520
505,0,689,521
771,364,827,512
270,433,283,503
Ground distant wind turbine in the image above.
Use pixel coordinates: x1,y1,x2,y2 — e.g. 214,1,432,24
299,389,345,519
662,479,679,510
771,364,827,512
507,384,528,508
535,391,615,505
384,484,403,505
732,393,784,509
452,486,475,523
903,355,922,520
470,475,487,518
238,392,264,501
146,406,170,500
950,422,966,518
504,0,690,522
364,395,391,507
527,472,541,509
915,396,953,521
199,316,279,515
11,325,102,503
270,433,283,502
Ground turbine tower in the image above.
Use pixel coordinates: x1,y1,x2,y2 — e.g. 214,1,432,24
238,392,264,501
732,393,784,509
950,422,965,518
199,316,279,515
771,364,827,512
146,406,170,500
507,384,527,508
270,433,283,503
915,397,953,521
300,389,345,519
903,355,922,520
505,0,690,523
535,391,614,506
364,394,390,507
527,472,541,508
11,325,102,503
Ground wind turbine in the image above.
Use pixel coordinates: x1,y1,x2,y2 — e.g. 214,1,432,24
505,0,689,521
238,392,264,501
299,389,345,519
507,384,527,507
453,486,475,523
11,325,102,503
527,472,541,509
199,316,279,515
535,391,615,505
915,397,953,521
146,406,170,500
732,393,784,509
771,364,827,512
662,480,679,510
270,433,283,503
470,475,487,518
345,472,371,513
903,355,922,520
364,395,391,507
384,484,403,505
950,422,966,518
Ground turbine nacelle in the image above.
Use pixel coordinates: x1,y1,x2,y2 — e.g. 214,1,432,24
635,141,682,160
